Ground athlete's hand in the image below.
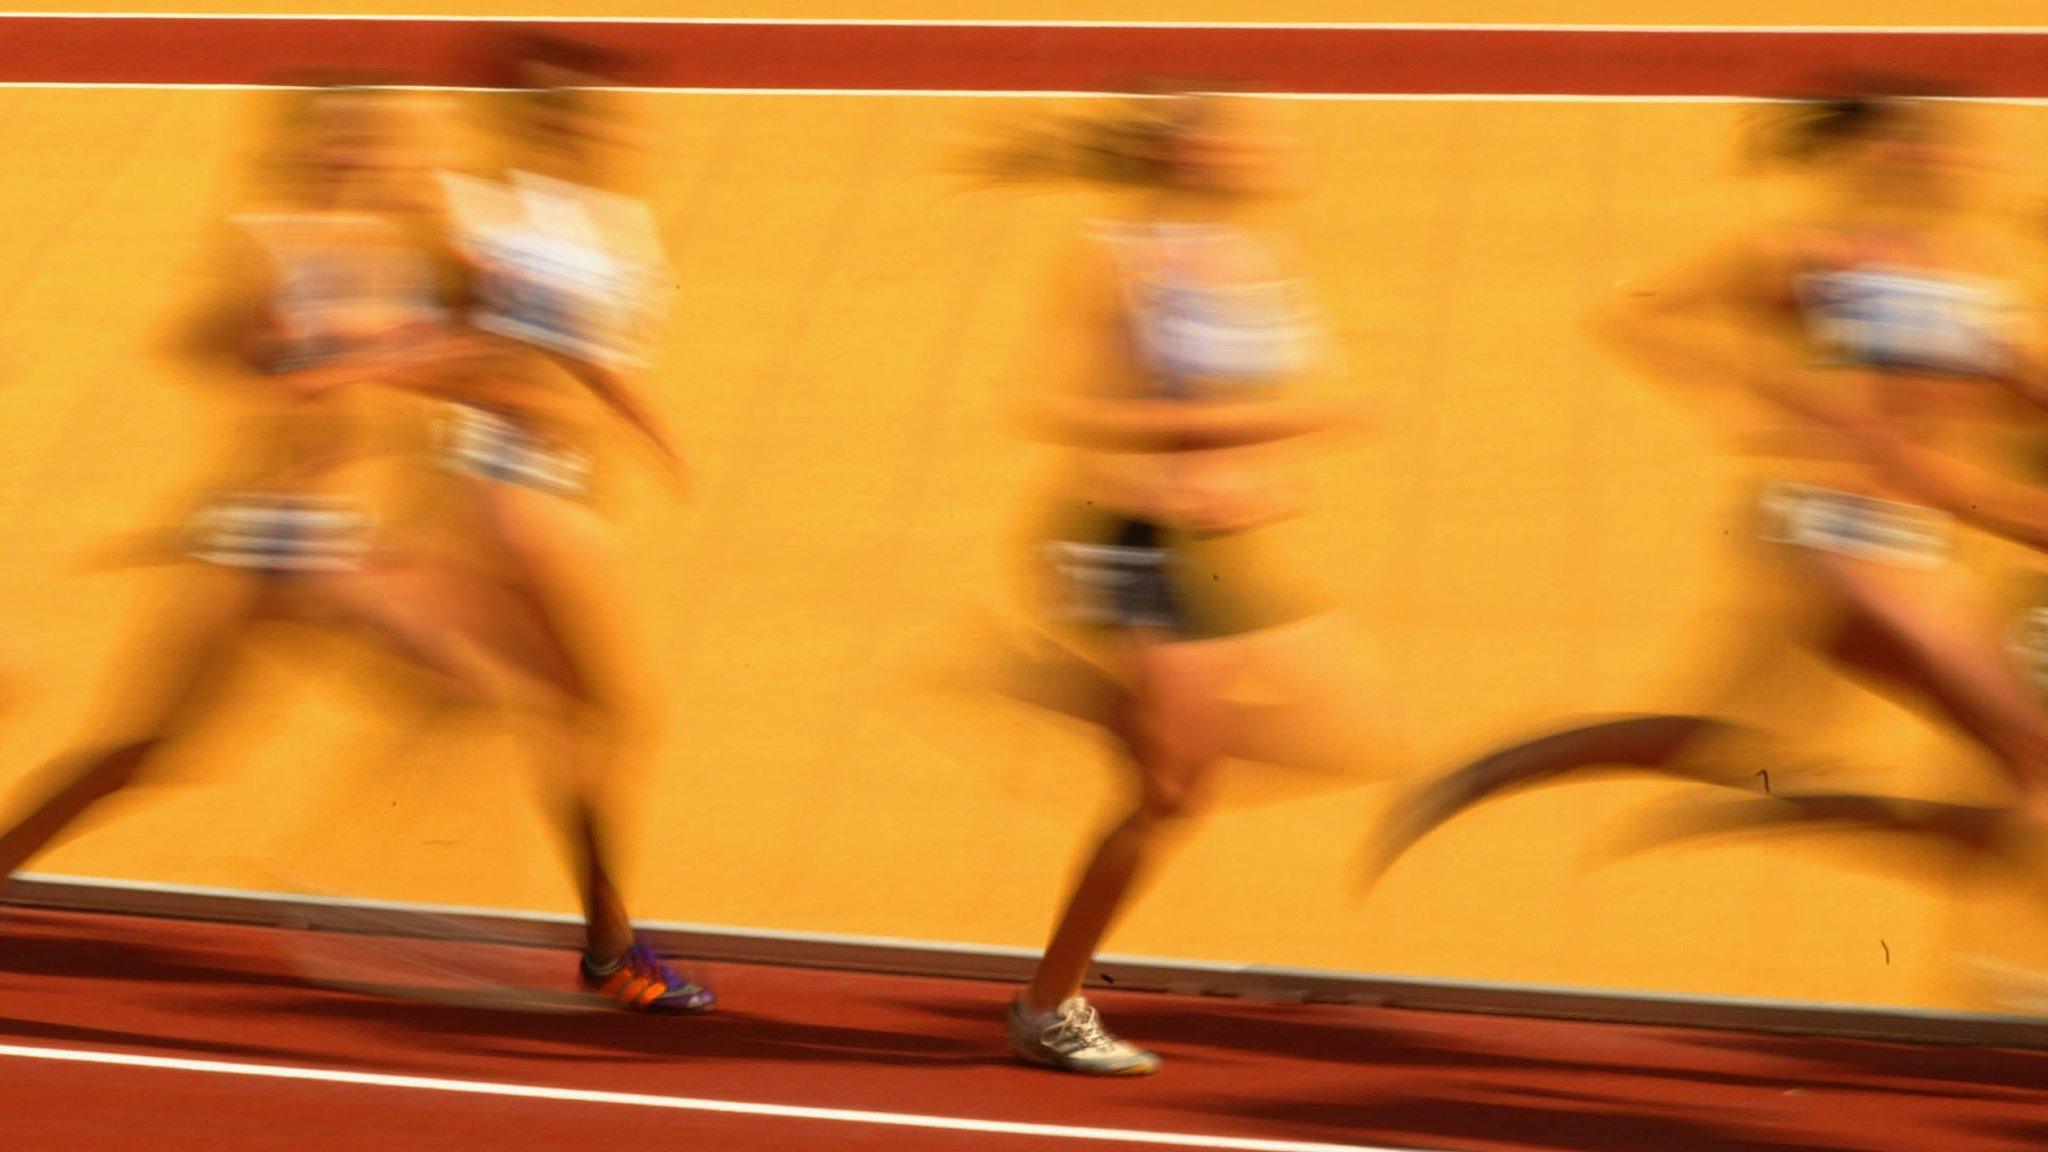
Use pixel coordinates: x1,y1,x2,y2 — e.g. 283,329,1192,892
648,436,695,497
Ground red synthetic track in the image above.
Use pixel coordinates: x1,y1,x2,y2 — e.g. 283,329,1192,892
5,19,2048,94
0,908,2043,1151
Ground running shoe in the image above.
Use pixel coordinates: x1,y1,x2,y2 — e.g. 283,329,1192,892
579,940,716,1013
1006,995,1161,1076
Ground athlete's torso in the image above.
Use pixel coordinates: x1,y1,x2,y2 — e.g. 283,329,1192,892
238,210,446,372
1786,225,2023,436
185,209,446,570
1751,223,2033,566
440,169,670,378
429,169,671,495
225,209,445,493
1735,222,2029,498
1065,218,1328,524
1093,218,1321,397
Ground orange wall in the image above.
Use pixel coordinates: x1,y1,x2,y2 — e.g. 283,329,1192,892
7,89,2048,1013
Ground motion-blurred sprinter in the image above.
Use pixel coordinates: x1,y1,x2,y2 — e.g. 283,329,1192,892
1369,87,2048,887
0,85,519,913
416,32,702,1011
974,91,1377,1075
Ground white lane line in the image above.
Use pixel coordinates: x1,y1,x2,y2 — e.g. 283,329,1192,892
0,84,1749,98
0,84,1989,104
0,1042,1418,1152
13,86,2048,105
0,15,2044,32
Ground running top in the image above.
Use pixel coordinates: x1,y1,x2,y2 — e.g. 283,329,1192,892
234,211,444,371
438,169,671,372
1795,264,2015,379
1091,219,1323,396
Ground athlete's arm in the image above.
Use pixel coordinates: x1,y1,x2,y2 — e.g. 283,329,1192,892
1590,232,1880,430
162,228,273,372
1855,424,2048,553
554,354,687,478
202,238,458,399
366,336,687,477
1024,394,1369,450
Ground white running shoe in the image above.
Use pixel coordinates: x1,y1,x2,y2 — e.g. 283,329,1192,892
1006,996,1162,1076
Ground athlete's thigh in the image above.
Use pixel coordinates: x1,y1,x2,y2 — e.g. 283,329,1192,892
1810,550,2048,779
475,481,643,712
1123,632,1249,812
81,563,268,744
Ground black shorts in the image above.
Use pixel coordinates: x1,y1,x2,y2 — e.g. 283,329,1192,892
1037,505,1320,641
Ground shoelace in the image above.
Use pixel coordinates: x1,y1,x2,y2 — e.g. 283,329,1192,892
1050,1002,1117,1052
589,942,685,1009
623,943,682,988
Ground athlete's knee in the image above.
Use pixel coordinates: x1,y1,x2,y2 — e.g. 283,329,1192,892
1136,764,1217,822
1109,796,1179,841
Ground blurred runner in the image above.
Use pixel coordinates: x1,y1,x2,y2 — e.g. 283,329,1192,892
970,88,1385,1075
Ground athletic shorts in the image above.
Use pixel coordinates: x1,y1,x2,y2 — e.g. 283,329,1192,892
185,493,374,574
1036,504,1321,641
1757,481,1952,570
436,403,592,499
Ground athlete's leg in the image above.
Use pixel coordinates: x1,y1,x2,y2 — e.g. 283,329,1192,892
459,479,707,1009
1608,551,2048,865
1024,633,1239,1010
0,565,264,878
1808,551,2048,802
1363,713,1751,884
289,557,566,711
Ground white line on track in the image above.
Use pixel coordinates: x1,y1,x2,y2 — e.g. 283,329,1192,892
0,83,1756,98
0,15,2045,32
14,85,2048,105
0,1042,1420,1152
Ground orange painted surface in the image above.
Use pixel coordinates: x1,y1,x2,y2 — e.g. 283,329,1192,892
0,1,2043,25
5,80,2048,1015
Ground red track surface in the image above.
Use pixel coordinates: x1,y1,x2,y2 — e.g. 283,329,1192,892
7,19,2048,94
0,909,2043,1151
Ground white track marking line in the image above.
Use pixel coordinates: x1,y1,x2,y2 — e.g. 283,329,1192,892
0,84,1749,98
0,15,2044,32
12,86,2048,105
0,1042,1416,1152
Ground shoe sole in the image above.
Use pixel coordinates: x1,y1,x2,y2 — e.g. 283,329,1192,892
582,985,718,1015
1006,1035,1161,1077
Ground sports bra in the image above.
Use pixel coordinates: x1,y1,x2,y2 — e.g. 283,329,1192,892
234,212,444,371
1092,220,1322,396
1795,263,2014,379
439,170,670,371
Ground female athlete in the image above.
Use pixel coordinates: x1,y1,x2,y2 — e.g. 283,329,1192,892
980,90,1376,1075
1368,88,2048,889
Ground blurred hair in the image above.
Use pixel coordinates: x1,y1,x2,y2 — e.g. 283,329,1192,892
253,74,407,195
488,26,641,92
962,80,1241,189
471,26,646,147
1744,74,1964,168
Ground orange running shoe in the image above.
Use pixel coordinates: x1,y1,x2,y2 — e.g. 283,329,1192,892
578,940,716,1014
